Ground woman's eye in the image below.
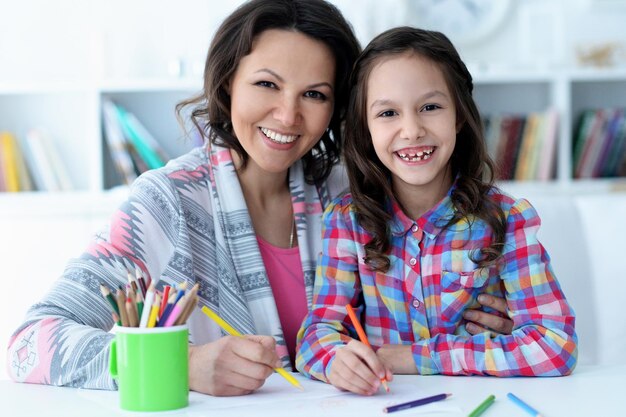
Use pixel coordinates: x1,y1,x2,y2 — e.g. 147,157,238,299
304,90,327,101
256,81,276,89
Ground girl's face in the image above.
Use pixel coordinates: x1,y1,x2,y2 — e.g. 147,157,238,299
366,52,457,203
229,29,336,174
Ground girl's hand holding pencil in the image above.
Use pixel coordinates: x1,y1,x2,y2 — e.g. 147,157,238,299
325,304,393,396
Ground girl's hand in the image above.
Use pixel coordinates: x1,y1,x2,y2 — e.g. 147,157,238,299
188,335,281,396
327,339,392,396
463,294,514,335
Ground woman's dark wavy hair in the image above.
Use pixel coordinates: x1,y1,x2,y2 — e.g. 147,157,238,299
176,0,360,185
344,26,506,272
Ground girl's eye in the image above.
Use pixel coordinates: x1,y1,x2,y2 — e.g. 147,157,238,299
304,90,327,101
255,80,277,89
422,104,441,112
378,110,397,118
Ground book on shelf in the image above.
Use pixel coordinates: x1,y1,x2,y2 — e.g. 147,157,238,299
102,99,138,185
102,100,171,184
536,109,559,181
21,129,74,192
573,108,626,178
484,110,559,182
514,112,541,181
603,112,626,177
0,131,35,192
0,132,20,192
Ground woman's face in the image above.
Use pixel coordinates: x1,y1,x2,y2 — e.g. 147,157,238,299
229,29,336,174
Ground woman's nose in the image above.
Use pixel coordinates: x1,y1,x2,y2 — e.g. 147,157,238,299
274,95,300,127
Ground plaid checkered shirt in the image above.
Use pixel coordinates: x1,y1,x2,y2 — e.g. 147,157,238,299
296,185,578,381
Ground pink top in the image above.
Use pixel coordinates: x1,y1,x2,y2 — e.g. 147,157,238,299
256,236,308,367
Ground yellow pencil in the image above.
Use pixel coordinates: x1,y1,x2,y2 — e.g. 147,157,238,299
147,294,161,328
201,306,304,391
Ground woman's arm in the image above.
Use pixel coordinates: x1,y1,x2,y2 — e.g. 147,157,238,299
6,171,182,388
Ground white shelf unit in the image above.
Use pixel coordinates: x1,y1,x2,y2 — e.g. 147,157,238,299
474,68,626,195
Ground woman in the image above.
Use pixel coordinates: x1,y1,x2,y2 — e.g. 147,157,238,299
6,0,511,397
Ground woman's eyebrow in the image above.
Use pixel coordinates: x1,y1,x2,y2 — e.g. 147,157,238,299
254,68,333,90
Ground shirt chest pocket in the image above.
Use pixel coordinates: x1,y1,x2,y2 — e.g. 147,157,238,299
439,267,492,324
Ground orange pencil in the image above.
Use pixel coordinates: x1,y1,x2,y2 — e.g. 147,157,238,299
345,304,390,393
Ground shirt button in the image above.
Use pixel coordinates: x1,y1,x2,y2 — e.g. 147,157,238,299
409,258,417,266
412,298,421,309
412,225,419,232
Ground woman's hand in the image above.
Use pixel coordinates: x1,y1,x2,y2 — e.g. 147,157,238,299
463,294,514,335
188,335,281,396
327,340,392,396
376,344,416,374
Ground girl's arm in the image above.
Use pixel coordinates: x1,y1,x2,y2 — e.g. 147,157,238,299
409,198,578,377
295,199,362,382
6,170,183,388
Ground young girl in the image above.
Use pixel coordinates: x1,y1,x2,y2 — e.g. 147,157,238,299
295,27,578,396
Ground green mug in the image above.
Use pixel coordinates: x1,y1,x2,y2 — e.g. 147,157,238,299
109,325,189,411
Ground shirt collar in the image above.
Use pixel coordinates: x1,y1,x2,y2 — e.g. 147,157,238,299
389,181,457,239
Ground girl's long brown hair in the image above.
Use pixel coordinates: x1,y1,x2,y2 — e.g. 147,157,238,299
344,27,506,272
176,0,361,185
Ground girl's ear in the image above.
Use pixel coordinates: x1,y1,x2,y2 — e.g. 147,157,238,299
456,117,465,134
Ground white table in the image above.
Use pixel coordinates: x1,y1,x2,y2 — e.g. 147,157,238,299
2,365,623,416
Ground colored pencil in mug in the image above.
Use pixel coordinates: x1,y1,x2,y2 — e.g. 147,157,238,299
139,281,156,328
99,283,120,325
468,394,495,417
116,286,130,327
147,293,162,328
345,304,390,393
200,306,304,391
384,393,451,414
507,393,543,417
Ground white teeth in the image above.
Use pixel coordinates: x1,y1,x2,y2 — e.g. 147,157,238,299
396,147,434,162
261,127,298,144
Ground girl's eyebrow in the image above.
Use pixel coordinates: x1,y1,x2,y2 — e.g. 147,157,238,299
254,68,333,91
369,90,449,110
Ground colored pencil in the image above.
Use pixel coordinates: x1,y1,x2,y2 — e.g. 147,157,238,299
139,281,156,328
468,394,495,417
135,268,147,298
383,393,451,413
116,286,130,327
159,285,171,318
127,270,140,300
135,291,144,321
200,306,304,391
507,393,543,417
125,296,139,327
345,304,390,393
147,294,161,328
175,294,198,326
172,284,199,326
100,283,121,325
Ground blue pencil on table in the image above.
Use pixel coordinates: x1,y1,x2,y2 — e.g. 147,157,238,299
383,393,451,413
507,393,543,417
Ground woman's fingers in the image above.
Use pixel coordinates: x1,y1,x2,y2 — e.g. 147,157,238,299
464,294,514,335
